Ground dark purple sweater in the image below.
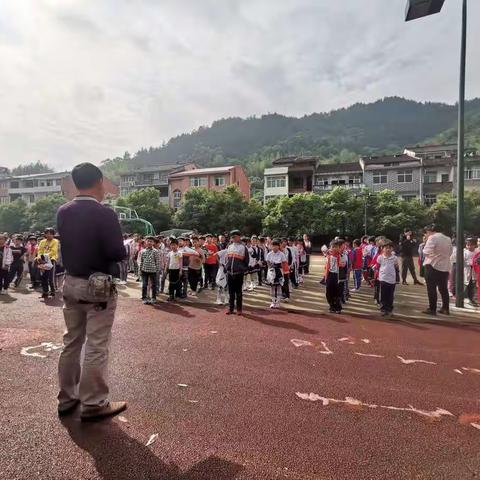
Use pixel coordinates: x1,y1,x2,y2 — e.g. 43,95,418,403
57,196,126,277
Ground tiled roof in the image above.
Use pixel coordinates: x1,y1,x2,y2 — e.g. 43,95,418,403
169,166,236,178
361,154,419,166
122,164,184,175
315,162,362,174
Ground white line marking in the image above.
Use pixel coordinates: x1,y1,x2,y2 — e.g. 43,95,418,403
471,423,480,430
454,369,464,375
462,367,480,374
295,392,453,419
361,339,371,344
337,337,355,344
354,352,384,358
146,433,158,446
291,339,314,348
177,383,189,388
20,342,63,358
397,356,437,365
318,342,333,355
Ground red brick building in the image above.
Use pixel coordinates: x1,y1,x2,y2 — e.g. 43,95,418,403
168,166,250,209
61,174,120,201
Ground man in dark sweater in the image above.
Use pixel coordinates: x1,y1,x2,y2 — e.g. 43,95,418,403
399,230,423,286
56,163,127,421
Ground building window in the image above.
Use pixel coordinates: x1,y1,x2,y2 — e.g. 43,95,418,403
373,172,387,184
465,168,480,180
349,174,362,185
214,176,225,187
402,194,417,202
290,176,304,189
397,169,413,183
424,171,437,184
441,173,449,183
266,177,286,188
424,194,437,206
173,190,182,209
190,177,207,187
10,181,19,188
56,179,62,186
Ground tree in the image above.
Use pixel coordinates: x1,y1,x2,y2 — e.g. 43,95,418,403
369,190,429,240
11,161,54,176
116,187,173,233
0,200,29,233
28,194,67,231
174,185,264,234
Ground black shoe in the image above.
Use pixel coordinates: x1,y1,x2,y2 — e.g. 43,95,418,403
40,293,49,299
58,399,80,417
422,309,436,316
402,282,408,286
414,281,424,286
438,308,450,315
49,291,56,297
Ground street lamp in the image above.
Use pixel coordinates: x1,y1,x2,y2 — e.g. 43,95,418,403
405,0,467,308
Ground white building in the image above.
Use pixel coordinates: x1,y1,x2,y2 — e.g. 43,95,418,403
263,166,289,203
7,171,70,205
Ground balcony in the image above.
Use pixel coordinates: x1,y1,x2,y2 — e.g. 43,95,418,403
313,183,364,193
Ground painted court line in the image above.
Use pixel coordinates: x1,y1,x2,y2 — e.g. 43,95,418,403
354,352,384,358
397,356,437,365
295,392,454,420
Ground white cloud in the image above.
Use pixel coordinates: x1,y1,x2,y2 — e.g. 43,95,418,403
0,0,478,170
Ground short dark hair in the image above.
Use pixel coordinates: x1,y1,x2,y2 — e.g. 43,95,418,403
71,163,103,190
145,236,155,241
424,224,437,233
45,227,55,235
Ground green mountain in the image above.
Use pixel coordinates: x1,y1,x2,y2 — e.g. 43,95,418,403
101,96,480,193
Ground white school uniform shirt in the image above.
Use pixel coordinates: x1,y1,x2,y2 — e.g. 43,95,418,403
217,249,228,267
377,254,398,284
422,233,453,272
167,250,183,270
266,250,287,265
464,249,477,284
289,245,299,266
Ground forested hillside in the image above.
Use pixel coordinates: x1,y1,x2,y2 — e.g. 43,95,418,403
100,96,480,195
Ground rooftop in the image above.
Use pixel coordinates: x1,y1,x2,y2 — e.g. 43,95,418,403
272,156,319,167
122,164,185,176
361,154,420,166
169,166,236,178
315,162,362,174
9,171,70,180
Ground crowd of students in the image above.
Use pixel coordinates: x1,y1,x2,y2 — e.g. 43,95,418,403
0,228,62,298
121,231,313,314
2,225,480,317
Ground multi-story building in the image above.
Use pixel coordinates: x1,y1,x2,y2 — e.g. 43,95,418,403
7,171,70,205
263,144,480,205
360,154,422,201
168,165,250,209
0,167,9,204
264,156,317,202
313,162,364,193
119,163,195,202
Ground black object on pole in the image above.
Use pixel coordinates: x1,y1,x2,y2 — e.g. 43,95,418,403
455,0,467,308
405,0,445,21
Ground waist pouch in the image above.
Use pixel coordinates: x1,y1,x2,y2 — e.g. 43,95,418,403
87,272,114,303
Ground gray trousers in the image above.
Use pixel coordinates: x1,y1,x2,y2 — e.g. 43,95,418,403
58,275,116,411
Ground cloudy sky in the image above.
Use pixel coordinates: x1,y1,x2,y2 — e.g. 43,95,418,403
0,0,479,170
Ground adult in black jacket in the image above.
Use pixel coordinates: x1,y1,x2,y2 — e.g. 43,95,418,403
399,230,423,286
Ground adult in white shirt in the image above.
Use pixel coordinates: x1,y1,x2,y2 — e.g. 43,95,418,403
422,224,453,315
